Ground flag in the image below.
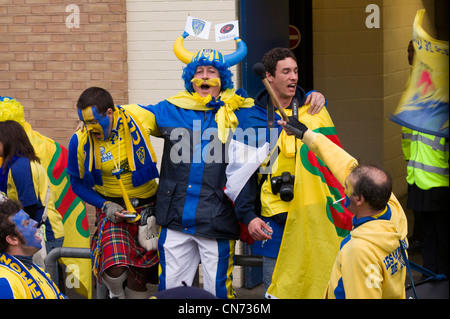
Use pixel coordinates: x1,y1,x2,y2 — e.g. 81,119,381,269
265,108,353,299
215,20,240,42
226,103,353,298
185,16,211,40
24,122,92,299
224,134,270,203
391,9,449,138
265,137,353,299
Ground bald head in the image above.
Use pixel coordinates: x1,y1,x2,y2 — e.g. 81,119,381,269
349,164,392,211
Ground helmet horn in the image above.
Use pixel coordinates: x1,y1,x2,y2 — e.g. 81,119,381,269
173,31,194,64
173,32,247,66
224,38,247,66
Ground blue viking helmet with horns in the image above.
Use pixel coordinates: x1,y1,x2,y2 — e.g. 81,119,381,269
173,31,248,93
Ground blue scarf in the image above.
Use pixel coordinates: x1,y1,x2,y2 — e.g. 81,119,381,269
0,252,66,299
76,105,159,188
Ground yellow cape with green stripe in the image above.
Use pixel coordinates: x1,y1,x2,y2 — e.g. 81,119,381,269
24,122,92,299
0,97,91,297
266,107,353,299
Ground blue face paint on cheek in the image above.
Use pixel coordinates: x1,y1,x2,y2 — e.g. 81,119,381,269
11,210,42,250
77,108,84,122
91,106,111,141
344,194,351,208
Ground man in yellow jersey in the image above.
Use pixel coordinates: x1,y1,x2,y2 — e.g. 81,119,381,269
0,193,66,299
67,87,159,298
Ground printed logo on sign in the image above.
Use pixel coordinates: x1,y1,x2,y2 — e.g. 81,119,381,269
220,24,234,34
192,19,206,36
185,16,211,39
215,20,239,42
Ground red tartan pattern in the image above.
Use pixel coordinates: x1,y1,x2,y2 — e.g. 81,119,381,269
91,207,158,284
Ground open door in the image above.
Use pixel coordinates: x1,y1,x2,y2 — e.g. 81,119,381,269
239,0,313,289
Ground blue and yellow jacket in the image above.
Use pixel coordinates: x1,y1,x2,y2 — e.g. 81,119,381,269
6,157,64,241
143,89,254,240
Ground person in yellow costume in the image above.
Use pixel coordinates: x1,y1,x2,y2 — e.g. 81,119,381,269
0,95,92,298
280,117,408,299
0,121,64,270
0,192,66,299
67,87,159,299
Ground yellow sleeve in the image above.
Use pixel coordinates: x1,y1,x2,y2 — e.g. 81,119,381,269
122,104,161,137
303,130,358,185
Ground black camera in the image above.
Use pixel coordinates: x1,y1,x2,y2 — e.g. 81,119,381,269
271,172,295,202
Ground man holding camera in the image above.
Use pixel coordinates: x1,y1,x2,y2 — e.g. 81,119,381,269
239,48,353,298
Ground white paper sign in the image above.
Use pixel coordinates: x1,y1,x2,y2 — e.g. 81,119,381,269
185,16,211,39
215,20,239,42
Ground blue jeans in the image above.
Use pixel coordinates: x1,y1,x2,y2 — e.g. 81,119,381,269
262,256,277,297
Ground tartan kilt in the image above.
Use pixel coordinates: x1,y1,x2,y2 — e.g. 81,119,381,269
91,206,158,285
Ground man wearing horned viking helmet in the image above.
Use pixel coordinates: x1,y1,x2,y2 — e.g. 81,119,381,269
142,32,326,298
142,32,250,298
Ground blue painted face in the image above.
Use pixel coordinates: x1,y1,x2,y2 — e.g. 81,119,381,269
344,194,351,208
77,105,111,140
344,175,355,209
11,209,42,250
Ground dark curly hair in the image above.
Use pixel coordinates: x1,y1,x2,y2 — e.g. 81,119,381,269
0,195,22,252
261,47,297,76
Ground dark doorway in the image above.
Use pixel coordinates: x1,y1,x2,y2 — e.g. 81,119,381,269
239,0,314,97
289,0,313,92
239,0,314,289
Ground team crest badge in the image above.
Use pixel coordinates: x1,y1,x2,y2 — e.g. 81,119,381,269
137,146,145,164
192,19,206,36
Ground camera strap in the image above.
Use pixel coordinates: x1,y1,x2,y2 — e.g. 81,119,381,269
267,98,275,128
267,97,299,128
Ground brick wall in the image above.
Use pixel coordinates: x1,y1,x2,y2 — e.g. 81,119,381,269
1,0,129,237
1,0,129,149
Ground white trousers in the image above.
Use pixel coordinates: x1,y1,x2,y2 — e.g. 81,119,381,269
158,227,236,299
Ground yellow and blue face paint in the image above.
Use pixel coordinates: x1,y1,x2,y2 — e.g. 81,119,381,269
77,106,111,140
343,176,355,208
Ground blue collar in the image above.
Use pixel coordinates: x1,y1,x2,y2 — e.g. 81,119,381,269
352,205,392,229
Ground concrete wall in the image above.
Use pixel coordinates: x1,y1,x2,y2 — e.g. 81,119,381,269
312,0,436,196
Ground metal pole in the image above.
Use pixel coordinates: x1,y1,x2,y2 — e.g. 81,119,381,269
44,247,91,284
